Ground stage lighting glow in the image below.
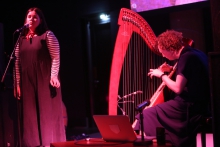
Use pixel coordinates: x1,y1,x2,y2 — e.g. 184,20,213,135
100,14,110,21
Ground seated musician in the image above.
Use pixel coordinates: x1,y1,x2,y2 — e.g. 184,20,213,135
132,30,210,147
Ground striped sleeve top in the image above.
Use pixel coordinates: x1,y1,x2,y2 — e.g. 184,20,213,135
14,31,60,86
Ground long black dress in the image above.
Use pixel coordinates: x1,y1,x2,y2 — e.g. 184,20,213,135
134,47,210,147
17,31,66,146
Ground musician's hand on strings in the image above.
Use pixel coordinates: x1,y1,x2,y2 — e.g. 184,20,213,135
148,68,164,79
158,62,173,73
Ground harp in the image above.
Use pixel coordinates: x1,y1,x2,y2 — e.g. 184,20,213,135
108,8,164,122
108,8,193,123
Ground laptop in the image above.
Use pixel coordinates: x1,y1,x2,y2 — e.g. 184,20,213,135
93,115,137,142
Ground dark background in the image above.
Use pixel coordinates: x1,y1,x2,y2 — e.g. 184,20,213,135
0,0,219,146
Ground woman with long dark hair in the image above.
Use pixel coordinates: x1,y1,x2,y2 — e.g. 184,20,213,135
14,7,66,147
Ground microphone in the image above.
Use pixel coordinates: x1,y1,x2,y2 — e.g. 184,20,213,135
133,90,143,94
135,100,151,111
122,90,143,98
16,24,29,32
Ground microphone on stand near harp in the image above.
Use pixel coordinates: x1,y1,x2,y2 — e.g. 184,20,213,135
133,100,153,146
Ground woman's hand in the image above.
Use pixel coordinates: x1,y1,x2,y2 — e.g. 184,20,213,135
50,76,60,88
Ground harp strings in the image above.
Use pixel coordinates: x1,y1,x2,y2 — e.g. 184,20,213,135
121,31,164,123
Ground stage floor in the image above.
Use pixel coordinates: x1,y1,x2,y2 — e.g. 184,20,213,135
65,127,213,147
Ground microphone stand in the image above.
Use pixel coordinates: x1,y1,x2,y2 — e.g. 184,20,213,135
117,91,142,115
133,100,152,146
0,45,15,88
1,31,23,147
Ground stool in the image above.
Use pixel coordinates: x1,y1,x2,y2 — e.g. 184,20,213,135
199,116,212,147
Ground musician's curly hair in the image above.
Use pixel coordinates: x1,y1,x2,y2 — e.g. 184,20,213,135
156,30,183,51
